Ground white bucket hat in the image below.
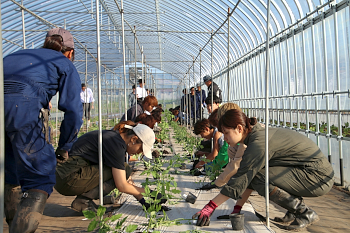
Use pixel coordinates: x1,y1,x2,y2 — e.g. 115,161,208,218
125,124,155,159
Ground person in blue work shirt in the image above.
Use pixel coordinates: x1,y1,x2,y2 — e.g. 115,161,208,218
3,28,83,232
81,83,95,126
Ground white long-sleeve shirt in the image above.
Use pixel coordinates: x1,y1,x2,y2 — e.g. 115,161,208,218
80,88,95,103
136,86,147,98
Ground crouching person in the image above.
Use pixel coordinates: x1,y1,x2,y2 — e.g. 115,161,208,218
193,110,334,231
55,121,166,213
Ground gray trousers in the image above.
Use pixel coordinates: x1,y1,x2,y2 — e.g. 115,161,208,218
223,158,334,199
55,156,131,196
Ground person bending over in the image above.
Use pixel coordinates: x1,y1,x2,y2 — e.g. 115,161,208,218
55,121,167,213
192,109,334,231
193,110,228,174
120,95,158,122
198,102,253,219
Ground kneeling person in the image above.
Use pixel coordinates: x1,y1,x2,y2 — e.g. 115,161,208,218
55,121,164,212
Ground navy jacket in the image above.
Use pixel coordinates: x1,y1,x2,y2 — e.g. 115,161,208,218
4,48,83,151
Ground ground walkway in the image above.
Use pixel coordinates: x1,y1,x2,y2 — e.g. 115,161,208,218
3,128,350,232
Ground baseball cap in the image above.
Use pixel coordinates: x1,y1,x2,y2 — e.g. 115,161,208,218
126,124,155,159
46,28,74,48
203,75,212,82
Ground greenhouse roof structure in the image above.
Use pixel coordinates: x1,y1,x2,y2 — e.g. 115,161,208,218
1,0,342,85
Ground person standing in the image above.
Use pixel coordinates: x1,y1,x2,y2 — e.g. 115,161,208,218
203,75,222,104
128,85,136,107
196,84,207,118
81,83,95,126
190,87,201,123
136,78,147,101
4,28,83,232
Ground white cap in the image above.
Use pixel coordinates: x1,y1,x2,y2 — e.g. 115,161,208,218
126,124,155,159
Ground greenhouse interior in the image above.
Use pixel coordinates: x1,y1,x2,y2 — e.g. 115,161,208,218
1,0,350,232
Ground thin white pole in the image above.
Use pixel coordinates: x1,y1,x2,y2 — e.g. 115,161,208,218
95,0,103,206
121,0,127,120
21,0,26,49
85,47,88,132
141,46,144,100
264,0,271,228
0,2,5,229
227,7,230,102
134,27,138,115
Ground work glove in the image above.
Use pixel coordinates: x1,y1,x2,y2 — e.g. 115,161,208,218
55,148,68,164
217,205,242,219
192,200,218,226
196,182,217,190
138,197,170,211
150,191,167,204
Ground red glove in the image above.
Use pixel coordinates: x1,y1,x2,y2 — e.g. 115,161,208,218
192,200,218,226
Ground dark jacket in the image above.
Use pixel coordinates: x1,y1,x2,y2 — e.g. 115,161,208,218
207,81,222,103
4,48,83,151
196,89,207,105
220,124,334,199
120,102,144,122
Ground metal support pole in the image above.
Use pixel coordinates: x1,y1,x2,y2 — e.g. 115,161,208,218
322,12,332,164
121,0,128,121
227,7,230,102
199,48,203,120
141,46,145,101
333,7,344,186
193,57,196,124
211,30,214,150
0,4,5,229
21,0,26,49
311,23,320,146
134,27,138,115
188,71,191,128
95,0,103,206
302,30,309,137
105,68,109,129
264,0,271,228
85,47,88,132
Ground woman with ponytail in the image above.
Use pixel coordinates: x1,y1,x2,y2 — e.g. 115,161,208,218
193,109,334,231
3,28,82,232
55,121,167,213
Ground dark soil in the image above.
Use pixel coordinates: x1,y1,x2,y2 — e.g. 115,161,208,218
152,150,161,158
162,150,171,154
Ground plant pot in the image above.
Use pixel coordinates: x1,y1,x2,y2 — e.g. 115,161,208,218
185,192,197,204
229,213,244,231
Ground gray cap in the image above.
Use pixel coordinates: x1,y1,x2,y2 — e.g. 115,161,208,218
46,28,74,48
203,75,212,82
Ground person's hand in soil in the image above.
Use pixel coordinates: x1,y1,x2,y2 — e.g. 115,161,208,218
192,200,218,226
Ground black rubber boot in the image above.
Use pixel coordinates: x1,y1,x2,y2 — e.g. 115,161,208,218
9,189,48,233
4,184,22,227
286,209,319,231
269,187,319,231
71,195,99,213
274,211,295,224
71,179,116,212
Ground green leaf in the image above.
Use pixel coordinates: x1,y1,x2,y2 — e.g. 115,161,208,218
125,224,138,233
109,213,122,222
82,210,96,219
87,219,98,232
171,189,182,194
97,205,106,217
